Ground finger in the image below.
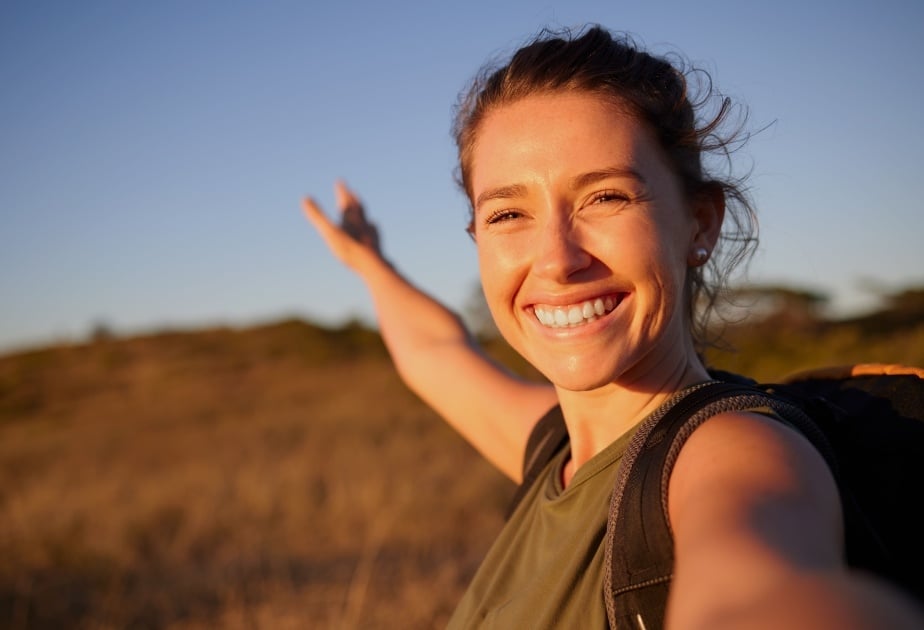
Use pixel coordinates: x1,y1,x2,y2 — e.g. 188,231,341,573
335,182,370,240
334,179,363,214
301,197,338,237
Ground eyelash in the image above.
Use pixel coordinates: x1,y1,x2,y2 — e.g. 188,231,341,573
484,209,522,225
588,189,630,205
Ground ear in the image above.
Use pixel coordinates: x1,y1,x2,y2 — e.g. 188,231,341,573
688,184,725,266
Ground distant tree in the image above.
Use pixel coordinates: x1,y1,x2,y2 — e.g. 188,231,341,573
721,285,829,328
89,319,116,343
462,281,500,340
842,284,924,334
884,287,924,317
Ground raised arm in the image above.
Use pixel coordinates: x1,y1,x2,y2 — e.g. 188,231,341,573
301,181,557,481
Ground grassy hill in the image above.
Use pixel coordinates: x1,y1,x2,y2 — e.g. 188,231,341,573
1,299,922,629
0,320,512,629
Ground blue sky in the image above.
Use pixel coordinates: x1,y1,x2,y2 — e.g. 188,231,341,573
2,0,923,353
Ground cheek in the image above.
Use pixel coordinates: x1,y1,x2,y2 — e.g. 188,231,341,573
613,219,687,306
477,236,519,284
648,231,694,321
476,245,507,307
647,208,695,277
476,240,529,331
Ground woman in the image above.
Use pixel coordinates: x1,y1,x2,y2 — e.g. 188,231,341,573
302,25,923,629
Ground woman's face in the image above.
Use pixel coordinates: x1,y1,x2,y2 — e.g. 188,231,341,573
469,91,702,392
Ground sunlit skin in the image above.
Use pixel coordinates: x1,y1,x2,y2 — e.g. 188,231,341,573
470,92,719,406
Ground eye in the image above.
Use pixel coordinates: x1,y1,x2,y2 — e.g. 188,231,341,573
484,208,523,225
587,189,630,205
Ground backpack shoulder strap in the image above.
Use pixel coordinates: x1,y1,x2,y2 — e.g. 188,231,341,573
603,380,824,629
506,404,568,519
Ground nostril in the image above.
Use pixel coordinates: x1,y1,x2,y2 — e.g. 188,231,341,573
534,234,592,280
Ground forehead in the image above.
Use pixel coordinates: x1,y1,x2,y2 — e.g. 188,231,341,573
470,91,669,195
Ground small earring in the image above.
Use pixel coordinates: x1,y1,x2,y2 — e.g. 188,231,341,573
692,247,709,265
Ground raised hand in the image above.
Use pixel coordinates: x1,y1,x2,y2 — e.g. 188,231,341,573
302,180,384,272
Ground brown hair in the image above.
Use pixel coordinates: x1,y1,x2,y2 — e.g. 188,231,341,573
451,24,758,350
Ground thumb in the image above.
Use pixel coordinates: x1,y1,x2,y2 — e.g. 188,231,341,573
301,197,336,236
302,196,359,266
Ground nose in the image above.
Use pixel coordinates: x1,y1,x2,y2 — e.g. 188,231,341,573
533,216,592,282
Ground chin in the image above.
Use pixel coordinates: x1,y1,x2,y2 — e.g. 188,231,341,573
531,355,621,392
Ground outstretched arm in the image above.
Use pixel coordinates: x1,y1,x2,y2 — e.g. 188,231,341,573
301,181,557,482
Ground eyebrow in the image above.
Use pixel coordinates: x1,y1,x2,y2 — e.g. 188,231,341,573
569,167,646,190
475,183,528,211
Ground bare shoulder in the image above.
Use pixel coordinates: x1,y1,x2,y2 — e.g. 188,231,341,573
672,409,837,499
667,409,844,566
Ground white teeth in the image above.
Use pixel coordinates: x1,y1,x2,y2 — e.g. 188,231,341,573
534,296,621,329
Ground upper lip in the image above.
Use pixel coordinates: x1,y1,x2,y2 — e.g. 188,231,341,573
526,290,627,310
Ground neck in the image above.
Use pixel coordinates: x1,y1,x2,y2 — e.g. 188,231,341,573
556,356,711,485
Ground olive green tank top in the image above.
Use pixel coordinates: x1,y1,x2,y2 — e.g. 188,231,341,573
447,428,636,629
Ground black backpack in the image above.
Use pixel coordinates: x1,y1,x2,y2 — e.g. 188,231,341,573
508,364,924,630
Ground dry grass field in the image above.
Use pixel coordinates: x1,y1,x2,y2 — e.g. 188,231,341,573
0,321,516,629
1,297,922,629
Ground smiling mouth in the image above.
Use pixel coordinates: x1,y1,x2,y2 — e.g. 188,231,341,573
533,295,624,328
